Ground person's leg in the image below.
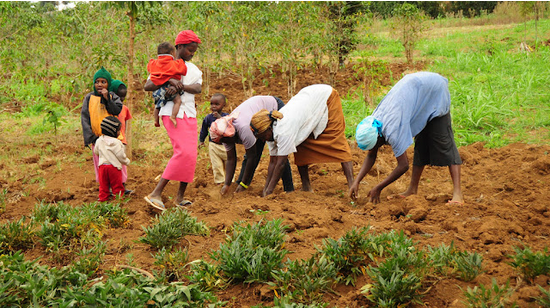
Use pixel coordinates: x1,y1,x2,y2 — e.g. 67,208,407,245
401,165,424,196
281,159,294,192
98,165,111,201
237,139,265,184
209,142,226,184
149,178,169,200
110,167,125,199
175,182,189,204
298,165,312,192
170,94,181,127
341,161,354,189
449,164,464,203
91,144,100,182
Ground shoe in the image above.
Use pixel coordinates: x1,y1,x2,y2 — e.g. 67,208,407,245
175,200,192,207
144,195,165,211
124,189,134,196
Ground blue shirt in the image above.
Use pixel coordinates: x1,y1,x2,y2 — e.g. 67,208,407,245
372,72,450,157
200,112,229,142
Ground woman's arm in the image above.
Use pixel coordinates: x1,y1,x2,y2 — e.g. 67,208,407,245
221,146,237,196
349,146,379,200
367,152,409,204
263,155,288,197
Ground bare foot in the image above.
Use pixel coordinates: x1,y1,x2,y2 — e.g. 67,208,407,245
170,116,177,128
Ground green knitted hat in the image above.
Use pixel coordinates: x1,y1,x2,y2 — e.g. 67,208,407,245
93,67,112,95
109,79,126,94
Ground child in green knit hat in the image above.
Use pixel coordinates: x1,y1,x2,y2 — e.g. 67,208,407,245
81,67,123,184
109,79,133,195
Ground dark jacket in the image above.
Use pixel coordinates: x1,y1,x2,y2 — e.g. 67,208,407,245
81,92,122,147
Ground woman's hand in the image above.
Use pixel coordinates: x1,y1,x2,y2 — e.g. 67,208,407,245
367,186,382,204
220,184,230,196
100,88,109,100
348,183,359,201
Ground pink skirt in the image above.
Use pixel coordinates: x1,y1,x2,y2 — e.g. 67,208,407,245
161,115,197,183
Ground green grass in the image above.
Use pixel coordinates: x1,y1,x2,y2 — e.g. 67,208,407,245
344,18,550,147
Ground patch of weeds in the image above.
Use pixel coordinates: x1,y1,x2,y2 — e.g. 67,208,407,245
153,247,189,282
187,259,228,291
364,244,428,307
140,208,209,250
462,278,517,308
317,226,372,285
453,251,484,282
269,255,337,303
72,241,106,277
93,202,130,228
271,296,329,307
0,188,8,214
210,218,288,283
427,242,484,281
508,245,550,284
0,217,36,254
537,285,550,307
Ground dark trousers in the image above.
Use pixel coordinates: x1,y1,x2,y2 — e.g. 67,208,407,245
237,141,294,192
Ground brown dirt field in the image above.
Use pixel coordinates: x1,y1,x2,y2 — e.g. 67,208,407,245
1,63,550,307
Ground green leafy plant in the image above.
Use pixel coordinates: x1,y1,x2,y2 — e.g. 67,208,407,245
317,226,372,285
390,2,429,63
140,208,209,250
508,246,550,283
42,102,67,135
210,219,288,283
364,245,428,307
453,251,484,282
0,188,8,214
187,259,228,291
72,241,106,277
0,216,36,254
269,254,337,303
153,247,189,282
462,278,517,308
537,285,550,307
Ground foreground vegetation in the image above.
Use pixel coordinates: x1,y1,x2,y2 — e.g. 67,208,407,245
2,207,550,307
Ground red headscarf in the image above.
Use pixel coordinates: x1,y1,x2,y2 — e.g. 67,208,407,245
175,30,202,46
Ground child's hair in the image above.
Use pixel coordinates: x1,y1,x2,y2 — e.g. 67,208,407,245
158,42,175,55
101,116,122,138
211,93,227,104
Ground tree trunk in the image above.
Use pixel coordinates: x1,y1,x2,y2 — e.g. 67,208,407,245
125,12,135,160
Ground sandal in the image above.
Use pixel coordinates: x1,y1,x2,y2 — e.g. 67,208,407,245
176,200,192,207
144,195,165,211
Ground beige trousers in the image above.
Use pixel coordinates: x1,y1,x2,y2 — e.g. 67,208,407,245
209,142,229,184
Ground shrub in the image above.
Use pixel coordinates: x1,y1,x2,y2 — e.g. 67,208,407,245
364,245,427,307
153,247,189,282
0,217,36,254
462,278,517,308
210,219,288,283
453,251,484,282
508,246,550,283
317,226,372,285
140,208,209,250
187,260,228,292
269,255,337,303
